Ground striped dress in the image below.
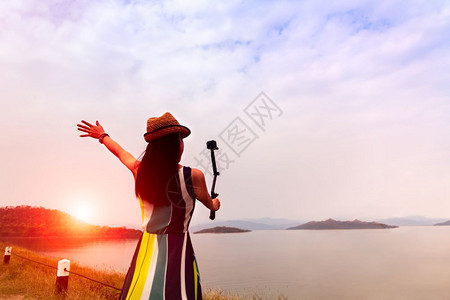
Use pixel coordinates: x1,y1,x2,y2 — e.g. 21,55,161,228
120,166,202,300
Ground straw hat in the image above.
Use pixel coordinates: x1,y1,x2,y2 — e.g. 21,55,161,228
144,112,191,142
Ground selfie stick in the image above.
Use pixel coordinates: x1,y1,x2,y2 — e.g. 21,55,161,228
207,140,219,220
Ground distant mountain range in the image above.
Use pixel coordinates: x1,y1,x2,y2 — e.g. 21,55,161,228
3,206,446,236
376,216,449,226
191,216,449,231
190,218,302,231
287,219,397,230
434,220,450,226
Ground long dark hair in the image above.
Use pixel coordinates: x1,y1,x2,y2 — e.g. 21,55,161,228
135,133,181,206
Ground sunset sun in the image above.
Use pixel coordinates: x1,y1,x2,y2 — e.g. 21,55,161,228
73,203,93,223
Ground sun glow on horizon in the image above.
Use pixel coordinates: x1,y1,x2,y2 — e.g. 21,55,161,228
72,202,94,224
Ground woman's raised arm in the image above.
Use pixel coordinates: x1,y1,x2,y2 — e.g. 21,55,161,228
191,168,220,211
77,120,137,173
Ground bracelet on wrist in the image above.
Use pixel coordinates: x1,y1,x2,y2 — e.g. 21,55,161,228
99,133,109,144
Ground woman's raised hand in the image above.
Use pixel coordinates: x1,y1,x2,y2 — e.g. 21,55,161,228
77,120,105,139
212,198,221,211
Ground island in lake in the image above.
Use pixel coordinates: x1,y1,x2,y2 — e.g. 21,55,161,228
0,205,142,238
434,220,450,226
194,226,251,234
287,218,398,230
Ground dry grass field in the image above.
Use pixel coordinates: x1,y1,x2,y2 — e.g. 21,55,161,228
0,242,241,300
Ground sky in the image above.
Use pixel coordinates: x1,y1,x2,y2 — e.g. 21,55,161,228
1,0,449,227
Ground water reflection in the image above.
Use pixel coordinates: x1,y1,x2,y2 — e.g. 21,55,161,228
2,227,450,299
1,236,139,272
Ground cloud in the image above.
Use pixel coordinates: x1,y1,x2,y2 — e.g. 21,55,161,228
1,0,450,225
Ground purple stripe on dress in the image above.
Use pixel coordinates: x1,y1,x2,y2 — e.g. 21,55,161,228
165,233,184,299
183,167,196,200
185,233,202,299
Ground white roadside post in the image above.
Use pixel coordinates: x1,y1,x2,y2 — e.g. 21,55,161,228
55,259,70,295
3,246,12,264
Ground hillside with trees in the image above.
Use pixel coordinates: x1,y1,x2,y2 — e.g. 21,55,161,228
0,206,142,238
287,218,398,230
194,226,251,234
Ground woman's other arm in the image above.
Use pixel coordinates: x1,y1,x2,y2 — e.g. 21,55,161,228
191,168,220,211
77,120,137,173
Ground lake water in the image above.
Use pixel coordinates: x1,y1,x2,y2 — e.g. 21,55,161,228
2,226,450,299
